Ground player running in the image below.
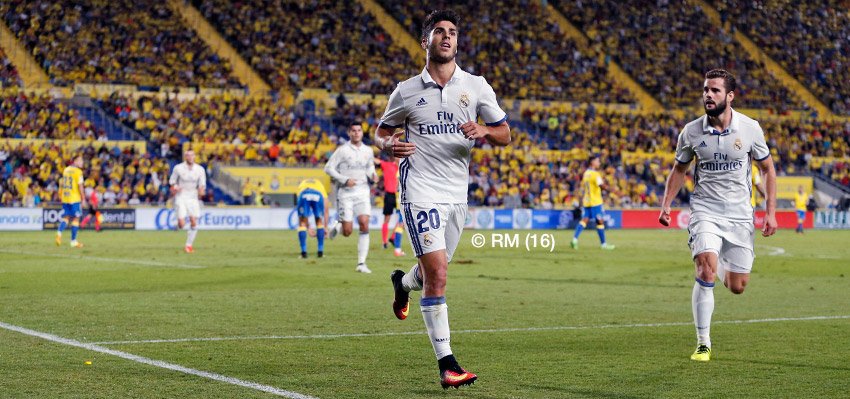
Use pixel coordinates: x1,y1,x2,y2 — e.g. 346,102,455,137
659,69,777,362
324,120,377,273
376,10,511,388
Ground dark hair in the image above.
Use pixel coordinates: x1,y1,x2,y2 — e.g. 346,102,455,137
421,10,459,40
705,69,736,93
349,119,363,128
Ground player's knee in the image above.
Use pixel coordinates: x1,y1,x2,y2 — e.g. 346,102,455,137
342,225,353,236
693,254,715,282
728,280,747,294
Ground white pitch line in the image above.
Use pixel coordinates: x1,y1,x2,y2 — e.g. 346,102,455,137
0,249,204,269
0,321,317,399
758,245,787,256
90,314,850,346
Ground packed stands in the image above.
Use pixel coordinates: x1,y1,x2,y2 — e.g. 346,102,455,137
1,0,242,88
1,92,108,140
377,0,634,103
552,0,806,111
194,0,418,94
0,49,22,88
719,0,850,116
0,140,174,207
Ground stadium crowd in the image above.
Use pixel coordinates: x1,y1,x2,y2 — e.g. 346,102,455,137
719,0,850,116
378,0,634,103
553,0,805,111
0,49,22,88
1,92,108,140
194,0,418,94
1,0,242,88
0,141,179,207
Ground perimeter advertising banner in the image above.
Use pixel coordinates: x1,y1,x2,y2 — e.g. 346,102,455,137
0,208,43,231
41,208,136,230
621,209,813,229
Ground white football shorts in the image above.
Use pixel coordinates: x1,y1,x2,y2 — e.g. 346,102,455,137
402,203,466,262
336,193,371,222
688,218,755,274
175,196,201,220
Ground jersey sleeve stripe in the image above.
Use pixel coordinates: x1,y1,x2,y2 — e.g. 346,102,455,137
753,153,771,161
380,122,403,129
485,115,507,126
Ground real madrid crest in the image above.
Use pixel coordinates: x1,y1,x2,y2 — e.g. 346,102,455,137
733,138,742,151
459,93,470,108
423,233,433,247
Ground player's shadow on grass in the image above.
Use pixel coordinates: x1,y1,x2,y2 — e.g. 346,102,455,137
514,384,643,399
724,357,850,372
471,274,686,289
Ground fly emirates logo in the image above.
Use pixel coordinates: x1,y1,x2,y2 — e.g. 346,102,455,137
700,152,744,171
418,111,463,135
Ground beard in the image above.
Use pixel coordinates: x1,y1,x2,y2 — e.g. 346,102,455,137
704,99,727,117
428,41,456,65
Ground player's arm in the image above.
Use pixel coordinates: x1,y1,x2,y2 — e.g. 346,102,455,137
77,175,87,208
756,156,777,237
461,120,511,146
168,167,180,196
659,161,690,226
323,151,349,186
198,168,207,201
375,84,415,158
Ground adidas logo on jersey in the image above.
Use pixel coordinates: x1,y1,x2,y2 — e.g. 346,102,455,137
698,141,708,148
416,97,427,106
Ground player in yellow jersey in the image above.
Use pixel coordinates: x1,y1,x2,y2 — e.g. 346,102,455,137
794,185,808,234
571,156,614,250
296,178,329,258
751,165,766,209
56,156,88,248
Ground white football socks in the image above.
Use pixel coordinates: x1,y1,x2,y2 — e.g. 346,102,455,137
357,231,369,264
421,297,452,360
186,227,198,246
401,264,423,292
692,279,715,347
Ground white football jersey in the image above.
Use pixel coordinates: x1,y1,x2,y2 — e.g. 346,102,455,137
324,141,375,199
169,162,206,199
675,109,771,223
380,66,507,204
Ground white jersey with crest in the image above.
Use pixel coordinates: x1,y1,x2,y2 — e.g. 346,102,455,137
169,162,206,199
380,65,507,204
675,109,771,223
324,141,375,200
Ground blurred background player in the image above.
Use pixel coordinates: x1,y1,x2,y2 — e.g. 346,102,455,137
324,120,377,273
571,155,615,250
751,165,766,210
56,155,87,248
375,154,405,256
80,188,102,232
794,185,808,233
296,177,329,258
169,150,206,253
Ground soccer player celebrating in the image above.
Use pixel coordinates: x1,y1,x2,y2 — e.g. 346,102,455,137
375,154,405,256
56,155,87,248
659,69,777,362
376,10,510,388
296,177,329,258
570,155,615,250
324,120,377,273
169,150,206,253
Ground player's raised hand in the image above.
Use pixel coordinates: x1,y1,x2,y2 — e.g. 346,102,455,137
387,131,415,158
762,213,778,237
658,207,672,226
461,121,487,140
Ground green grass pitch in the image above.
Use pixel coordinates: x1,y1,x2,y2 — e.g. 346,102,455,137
1,228,848,398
